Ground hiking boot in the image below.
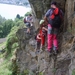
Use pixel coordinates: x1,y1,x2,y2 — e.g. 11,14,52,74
54,50,57,55
53,47,58,55
35,50,40,54
47,49,52,55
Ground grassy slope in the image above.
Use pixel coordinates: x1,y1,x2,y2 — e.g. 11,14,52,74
0,40,12,75
0,21,26,75
0,57,12,75
0,42,6,50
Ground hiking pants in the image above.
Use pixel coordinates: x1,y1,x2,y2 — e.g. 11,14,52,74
41,35,45,46
36,41,41,50
48,24,58,51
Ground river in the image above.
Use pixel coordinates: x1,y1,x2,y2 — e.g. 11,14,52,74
0,3,31,20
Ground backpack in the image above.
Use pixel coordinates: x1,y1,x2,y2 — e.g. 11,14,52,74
50,8,64,28
24,18,27,23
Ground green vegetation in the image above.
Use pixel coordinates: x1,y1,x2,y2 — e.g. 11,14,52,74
25,11,32,16
0,56,12,75
0,19,14,38
72,69,75,75
0,13,27,75
24,69,29,75
0,14,25,38
52,68,57,74
0,11,32,38
6,26,19,54
0,15,6,24
39,72,43,75
0,42,6,50
19,70,35,75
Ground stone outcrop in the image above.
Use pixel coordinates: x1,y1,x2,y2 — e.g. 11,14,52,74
15,0,75,75
29,0,65,30
16,28,75,75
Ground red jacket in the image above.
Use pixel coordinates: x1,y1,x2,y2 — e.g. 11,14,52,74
37,29,46,41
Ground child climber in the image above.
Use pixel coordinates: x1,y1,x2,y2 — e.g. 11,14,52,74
36,20,47,53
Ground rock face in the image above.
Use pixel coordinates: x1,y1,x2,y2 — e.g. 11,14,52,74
16,29,75,75
16,0,75,75
29,0,65,30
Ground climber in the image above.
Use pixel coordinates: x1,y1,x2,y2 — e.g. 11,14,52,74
26,14,33,26
28,14,33,26
44,1,63,54
35,20,47,53
24,14,33,33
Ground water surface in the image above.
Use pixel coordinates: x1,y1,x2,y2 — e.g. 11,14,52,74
0,3,31,20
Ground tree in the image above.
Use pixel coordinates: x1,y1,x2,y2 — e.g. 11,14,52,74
16,14,21,19
0,15,6,25
1,19,14,38
24,12,31,16
0,25,3,38
0,14,24,38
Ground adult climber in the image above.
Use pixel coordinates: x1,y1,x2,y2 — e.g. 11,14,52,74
24,14,33,33
44,1,63,54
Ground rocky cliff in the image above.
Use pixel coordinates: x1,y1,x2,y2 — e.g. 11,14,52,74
15,0,75,75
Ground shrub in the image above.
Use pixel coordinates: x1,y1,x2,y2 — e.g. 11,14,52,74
72,69,75,75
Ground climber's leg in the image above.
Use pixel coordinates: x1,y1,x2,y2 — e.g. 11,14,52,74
41,35,45,50
36,41,41,50
26,22,31,33
53,28,58,54
47,24,53,52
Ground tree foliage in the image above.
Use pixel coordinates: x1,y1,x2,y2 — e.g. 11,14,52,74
0,19,14,38
16,14,21,19
0,14,24,38
25,11,32,16
0,15,6,25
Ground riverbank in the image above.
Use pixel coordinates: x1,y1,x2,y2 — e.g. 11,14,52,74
0,38,6,44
